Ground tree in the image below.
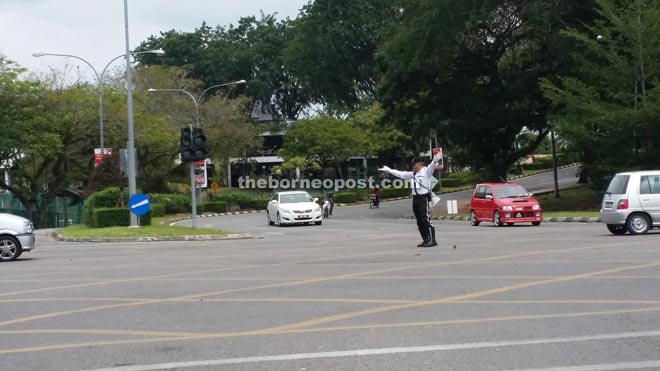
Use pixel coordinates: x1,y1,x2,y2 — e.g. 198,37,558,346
0,74,98,227
279,117,366,178
285,0,401,112
136,15,309,120
541,0,660,187
135,65,260,188
379,0,595,180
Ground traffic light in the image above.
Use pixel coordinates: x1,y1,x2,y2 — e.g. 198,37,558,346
180,126,194,162
191,127,207,161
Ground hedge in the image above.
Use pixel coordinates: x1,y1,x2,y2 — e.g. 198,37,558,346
212,192,254,208
148,194,191,214
334,192,357,203
380,187,410,199
247,199,269,210
203,201,228,213
83,187,126,224
150,203,165,217
89,207,152,228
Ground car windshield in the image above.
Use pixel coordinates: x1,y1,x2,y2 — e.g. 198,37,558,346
280,193,313,204
494,185,529,199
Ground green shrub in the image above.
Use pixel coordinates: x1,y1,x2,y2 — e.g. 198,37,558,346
334,192,357,203
90,208,128,228
148,194,191,214
150,203,165,217
203,201,228,213
248,198,268,210
83,187,126,224
212,192,254,208
380,187,410,198
89,208,153,228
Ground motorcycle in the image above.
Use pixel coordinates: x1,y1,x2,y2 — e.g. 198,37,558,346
369,194,380,209
322,200,332,218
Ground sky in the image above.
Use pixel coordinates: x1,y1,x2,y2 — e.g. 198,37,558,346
0,0,309,79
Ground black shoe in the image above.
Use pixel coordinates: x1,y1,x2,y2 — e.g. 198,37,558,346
417,240,429,247
421,241,438,247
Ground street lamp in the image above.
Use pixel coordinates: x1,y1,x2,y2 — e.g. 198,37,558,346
32,49,165,151
148,80,246,228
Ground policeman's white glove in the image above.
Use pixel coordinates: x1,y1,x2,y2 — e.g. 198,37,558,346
378,166,391,172
432,152,443,163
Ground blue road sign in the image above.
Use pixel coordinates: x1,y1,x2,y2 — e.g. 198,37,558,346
128,193,151,216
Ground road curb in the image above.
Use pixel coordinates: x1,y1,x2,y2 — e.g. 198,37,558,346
405,215,601,223
51,231,255,243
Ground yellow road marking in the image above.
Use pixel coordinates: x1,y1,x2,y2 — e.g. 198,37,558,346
259,259,660,334
2,306,660,355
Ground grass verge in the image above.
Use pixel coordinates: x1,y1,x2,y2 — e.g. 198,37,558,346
58,224,231,238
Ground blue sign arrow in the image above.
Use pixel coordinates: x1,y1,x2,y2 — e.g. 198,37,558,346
128,193,151,216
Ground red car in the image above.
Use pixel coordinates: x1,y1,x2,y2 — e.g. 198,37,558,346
469,183,543,227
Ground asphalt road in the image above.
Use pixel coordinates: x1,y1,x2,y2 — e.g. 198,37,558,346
3,201,660,371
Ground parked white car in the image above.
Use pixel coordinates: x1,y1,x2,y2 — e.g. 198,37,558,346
267,191,323,226
0,213,36,261
600,170,660,235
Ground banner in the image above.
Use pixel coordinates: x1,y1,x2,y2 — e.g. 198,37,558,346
194,160,207,187
94,148,112,167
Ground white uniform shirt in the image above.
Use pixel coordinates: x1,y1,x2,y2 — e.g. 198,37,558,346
385,164,436,196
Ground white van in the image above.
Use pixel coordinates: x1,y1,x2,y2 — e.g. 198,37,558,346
600,171,660,235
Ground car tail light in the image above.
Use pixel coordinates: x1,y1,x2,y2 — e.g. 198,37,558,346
617,199,629,210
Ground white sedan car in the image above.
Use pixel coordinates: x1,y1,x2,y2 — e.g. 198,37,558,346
267,191,323,226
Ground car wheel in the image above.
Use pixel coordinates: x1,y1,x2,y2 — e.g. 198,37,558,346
532,221,541,226
493,211,503,227
469,210,480,226
267,212,274,226
277,213,284,227
626,213,650,235
0,235,22,262
507,223,515,226
607,224,627,235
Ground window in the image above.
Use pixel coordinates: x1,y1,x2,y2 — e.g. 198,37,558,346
605,175,629,195
640,176,660,195
280,193,314,204
475,186,486,199
494,185,528,199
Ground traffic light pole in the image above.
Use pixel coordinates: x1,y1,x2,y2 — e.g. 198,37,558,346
190,152,197,229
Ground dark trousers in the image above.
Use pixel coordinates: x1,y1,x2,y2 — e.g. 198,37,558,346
413,195,431,241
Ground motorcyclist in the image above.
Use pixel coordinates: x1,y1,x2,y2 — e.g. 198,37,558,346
370,186,381,207
323,192,335,216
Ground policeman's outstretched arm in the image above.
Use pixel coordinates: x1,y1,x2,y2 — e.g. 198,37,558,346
424,151,444,177
379,166,413,180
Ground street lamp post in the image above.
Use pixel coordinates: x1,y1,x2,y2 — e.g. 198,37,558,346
148,80,246,228
32,49,164,151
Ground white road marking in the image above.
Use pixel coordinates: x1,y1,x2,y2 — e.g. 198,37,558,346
83,330,660,371
501,360,660,371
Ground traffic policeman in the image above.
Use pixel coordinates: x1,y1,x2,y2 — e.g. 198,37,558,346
379,152,442,247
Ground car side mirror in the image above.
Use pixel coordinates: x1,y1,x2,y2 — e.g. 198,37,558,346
526,193,534,197
271,200,278,204
485,195,493,200
313,197,319,202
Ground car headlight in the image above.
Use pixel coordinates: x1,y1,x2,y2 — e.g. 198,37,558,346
280,209,291,214
315,207,321,212
24,221,34,233
533,204,541,210
502,206,513,211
